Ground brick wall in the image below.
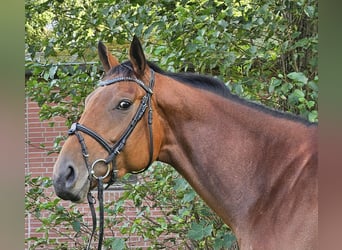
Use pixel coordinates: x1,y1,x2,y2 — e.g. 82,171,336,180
25,98,155,249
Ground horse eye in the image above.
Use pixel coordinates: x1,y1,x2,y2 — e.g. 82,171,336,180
117,100,132,110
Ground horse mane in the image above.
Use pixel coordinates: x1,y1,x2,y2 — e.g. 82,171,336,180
108,61,316,126
108,60,231,97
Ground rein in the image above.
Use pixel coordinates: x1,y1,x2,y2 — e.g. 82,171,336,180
67,69,155,249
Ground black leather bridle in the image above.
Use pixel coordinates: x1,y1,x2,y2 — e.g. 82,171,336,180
67,69,155,250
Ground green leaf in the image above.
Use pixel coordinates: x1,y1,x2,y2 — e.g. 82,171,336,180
293,89,305,98
182,190,196,202
269,77,282,93
218,19,228,28
214,232,235,250
173,178,188,192
249,45,257,55
232,83,243,95
306,100,315,109
187,222,213,241
308,81,318,91
110,238,126,250
308,110,318,122
304,6,315,18
71,220,81,233
280,82,293,94
288,89,305,105
49,65,58,79
287,72,308,85
223,233,236,247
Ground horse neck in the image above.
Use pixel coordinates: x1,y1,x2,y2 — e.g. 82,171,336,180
154,75,316,234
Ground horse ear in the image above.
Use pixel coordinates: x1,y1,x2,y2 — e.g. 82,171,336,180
98,41,120,72
129,35,146,77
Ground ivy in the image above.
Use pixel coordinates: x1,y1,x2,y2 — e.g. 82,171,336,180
188,221,213,241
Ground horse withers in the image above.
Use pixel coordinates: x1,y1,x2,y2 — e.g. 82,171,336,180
53,36,317,249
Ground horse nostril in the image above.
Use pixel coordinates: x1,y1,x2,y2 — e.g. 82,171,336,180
65,165,76,187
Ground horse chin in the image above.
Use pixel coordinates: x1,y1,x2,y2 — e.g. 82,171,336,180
56,178,90,204
72,197,87,204
72,180,91,203
71,189,89,203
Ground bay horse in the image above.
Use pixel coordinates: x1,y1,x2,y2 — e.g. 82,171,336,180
53,36,317,249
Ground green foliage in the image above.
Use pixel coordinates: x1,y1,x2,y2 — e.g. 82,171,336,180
103,163,236,249
25,175,90,249
25,62,100,153
25,0,318,122
26,62,99,123
25,0,317,249
25,170,236,249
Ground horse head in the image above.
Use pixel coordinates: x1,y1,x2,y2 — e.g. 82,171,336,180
53,37,163,202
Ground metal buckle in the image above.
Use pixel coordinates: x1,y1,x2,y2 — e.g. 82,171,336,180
90,159,112,179
68,122,77,135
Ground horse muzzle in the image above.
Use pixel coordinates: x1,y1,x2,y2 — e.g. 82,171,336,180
52,156,90,203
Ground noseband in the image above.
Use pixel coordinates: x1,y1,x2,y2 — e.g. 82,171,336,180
67,69,155,250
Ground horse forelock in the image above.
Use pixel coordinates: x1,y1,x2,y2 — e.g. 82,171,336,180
106,61,135,78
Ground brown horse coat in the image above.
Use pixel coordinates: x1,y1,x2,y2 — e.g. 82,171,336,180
53,37,317,249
